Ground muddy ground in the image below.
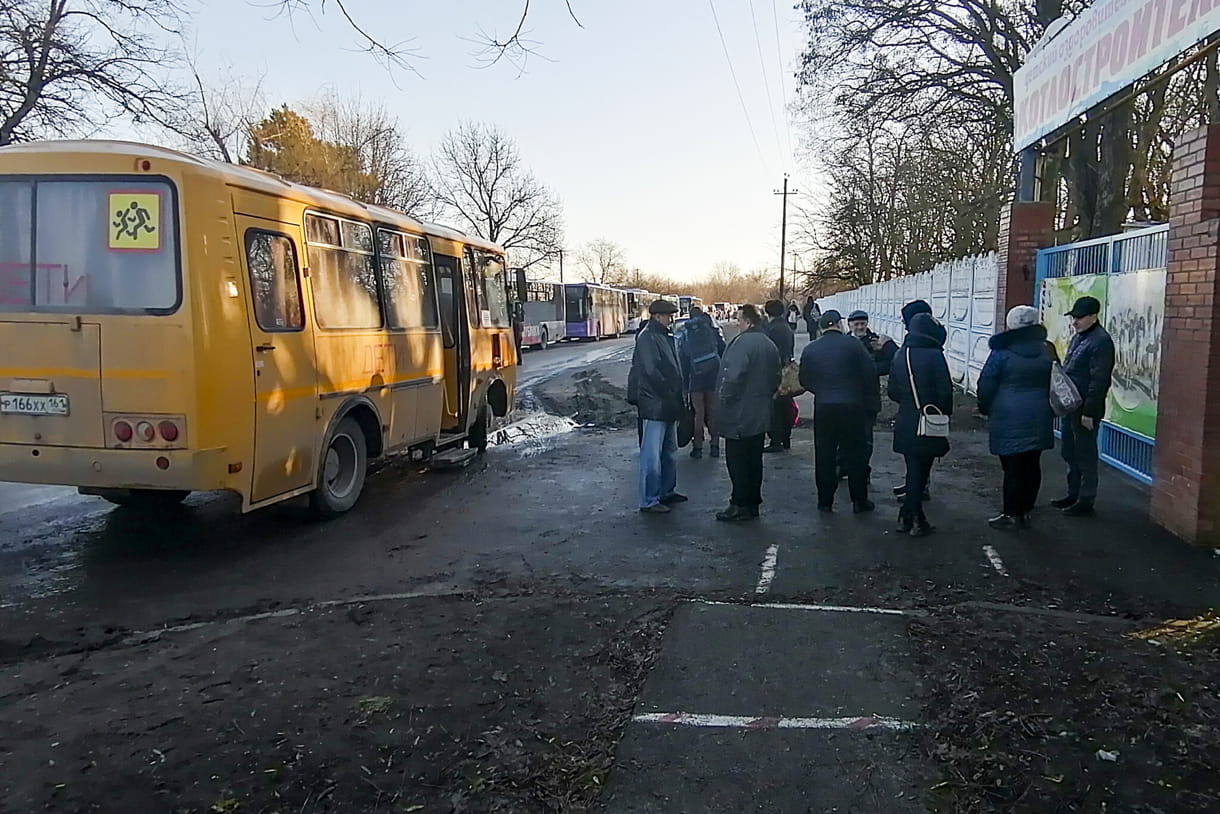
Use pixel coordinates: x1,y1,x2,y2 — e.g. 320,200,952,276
1,335,1218,813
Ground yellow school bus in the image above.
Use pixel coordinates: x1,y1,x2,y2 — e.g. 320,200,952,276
0,141,516,515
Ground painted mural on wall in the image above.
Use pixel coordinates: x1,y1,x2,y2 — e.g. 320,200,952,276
1040,274,1108,362
1103,269,1164,439
1040,270,1164,439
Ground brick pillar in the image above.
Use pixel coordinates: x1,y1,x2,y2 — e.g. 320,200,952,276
1151,124,1220,545
995,201,1055,329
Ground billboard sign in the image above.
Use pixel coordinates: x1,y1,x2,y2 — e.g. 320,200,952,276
1014,0,1220,151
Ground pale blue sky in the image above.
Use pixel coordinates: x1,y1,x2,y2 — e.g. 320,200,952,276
173,0,816,283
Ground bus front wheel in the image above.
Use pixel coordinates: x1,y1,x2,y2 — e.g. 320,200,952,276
309,416,368,519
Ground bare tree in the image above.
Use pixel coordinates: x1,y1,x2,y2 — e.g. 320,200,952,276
271,1,584,73
578,238,626,284
162,51,265,163
0,0,183,144
432,121,564,271
306,90,432,217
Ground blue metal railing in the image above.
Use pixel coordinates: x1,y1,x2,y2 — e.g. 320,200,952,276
1037,224,1167,485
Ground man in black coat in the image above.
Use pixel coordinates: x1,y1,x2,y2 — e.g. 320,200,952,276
844,309,897,480
1053,296,1116,517
627,299,687,514
798,310,881,512
762,300,796,453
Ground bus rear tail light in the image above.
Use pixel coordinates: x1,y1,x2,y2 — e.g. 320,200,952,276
106,414,186,449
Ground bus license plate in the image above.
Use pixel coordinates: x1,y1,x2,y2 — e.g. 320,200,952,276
0,393,70,416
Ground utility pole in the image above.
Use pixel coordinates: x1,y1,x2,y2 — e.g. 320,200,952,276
774,174,798,302
558,248,565,285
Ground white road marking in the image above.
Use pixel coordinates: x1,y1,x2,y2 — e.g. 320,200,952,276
633,712,918,731
755,544,779,594
121,584,461,645
696,599,919,616
983,545,1009,577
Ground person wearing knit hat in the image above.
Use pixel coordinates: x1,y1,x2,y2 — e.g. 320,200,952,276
977,305,1055,530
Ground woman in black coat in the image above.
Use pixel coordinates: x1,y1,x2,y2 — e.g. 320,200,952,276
888,313,953,537
977,305,1054,529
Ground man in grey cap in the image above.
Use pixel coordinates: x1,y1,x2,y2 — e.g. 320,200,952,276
1053,295,1115,517
845,310,898,481
627,299,688,514
799,309,881,512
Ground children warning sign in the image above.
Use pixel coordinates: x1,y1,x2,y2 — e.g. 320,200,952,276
108,192,161,251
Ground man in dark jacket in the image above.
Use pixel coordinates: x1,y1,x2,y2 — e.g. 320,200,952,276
845,310,898,480
799,309,881,512
762,300,796,453
678,306,726,459
1053,296,1116,517
627,299,687,514
714,304,782,521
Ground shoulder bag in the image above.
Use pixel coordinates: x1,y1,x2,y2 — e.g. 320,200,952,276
906,348,950,438
777,360,805,397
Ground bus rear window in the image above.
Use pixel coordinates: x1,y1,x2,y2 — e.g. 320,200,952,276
0,179,179,314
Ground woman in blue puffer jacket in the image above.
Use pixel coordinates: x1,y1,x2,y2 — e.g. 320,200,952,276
977,305,1054,530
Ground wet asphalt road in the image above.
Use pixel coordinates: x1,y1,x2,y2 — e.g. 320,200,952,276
0,336,637,621
3,329,1219,813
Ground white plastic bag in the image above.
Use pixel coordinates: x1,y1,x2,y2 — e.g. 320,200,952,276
1049,361,1082,417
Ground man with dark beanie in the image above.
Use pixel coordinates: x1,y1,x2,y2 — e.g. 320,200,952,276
761,299,796,453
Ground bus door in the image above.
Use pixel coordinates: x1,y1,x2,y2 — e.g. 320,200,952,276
434,252,470,431
236,217,318,503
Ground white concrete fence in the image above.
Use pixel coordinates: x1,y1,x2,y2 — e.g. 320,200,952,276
816,253,999,395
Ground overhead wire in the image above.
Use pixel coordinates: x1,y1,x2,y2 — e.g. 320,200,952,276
748,0,784,162
707,0,769,171
771,0,796,167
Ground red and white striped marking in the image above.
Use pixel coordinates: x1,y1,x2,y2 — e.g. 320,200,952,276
633,712,917,731
695,600,919,616
983,545,1009,577
755,544,779,594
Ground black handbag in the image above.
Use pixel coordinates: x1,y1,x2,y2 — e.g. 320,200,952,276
676,398,695,448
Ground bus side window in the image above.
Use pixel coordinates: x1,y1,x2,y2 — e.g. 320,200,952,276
377,230,439,330
305,214,382,330
245,231,304,331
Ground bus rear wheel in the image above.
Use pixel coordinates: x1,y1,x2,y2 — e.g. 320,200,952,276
98,488,190,510
309,416,368,519
540,327,549,351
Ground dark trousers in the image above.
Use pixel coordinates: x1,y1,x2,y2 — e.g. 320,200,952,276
725,434,765,509
1000,450,1042,516
1060,413,1100,502
814,405,868,505
769,396,794,448
902,454,935,518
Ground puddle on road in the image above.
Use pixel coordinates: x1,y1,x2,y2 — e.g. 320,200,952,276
488,411,579,457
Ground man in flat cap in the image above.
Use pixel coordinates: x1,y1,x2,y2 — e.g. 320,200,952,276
799,309,881,512
1053,296,1115,517
627,299,688,514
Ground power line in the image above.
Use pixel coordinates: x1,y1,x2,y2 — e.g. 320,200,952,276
748,0,783,160
707,0,768,171
771,0,795,164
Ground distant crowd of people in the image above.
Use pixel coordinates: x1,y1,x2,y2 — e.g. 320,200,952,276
626,293,1116,534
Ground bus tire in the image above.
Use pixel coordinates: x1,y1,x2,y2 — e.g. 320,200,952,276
468,401,490,454
309,416,368,519
592,323,601,342
540,327,549,351
100,488,189,510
